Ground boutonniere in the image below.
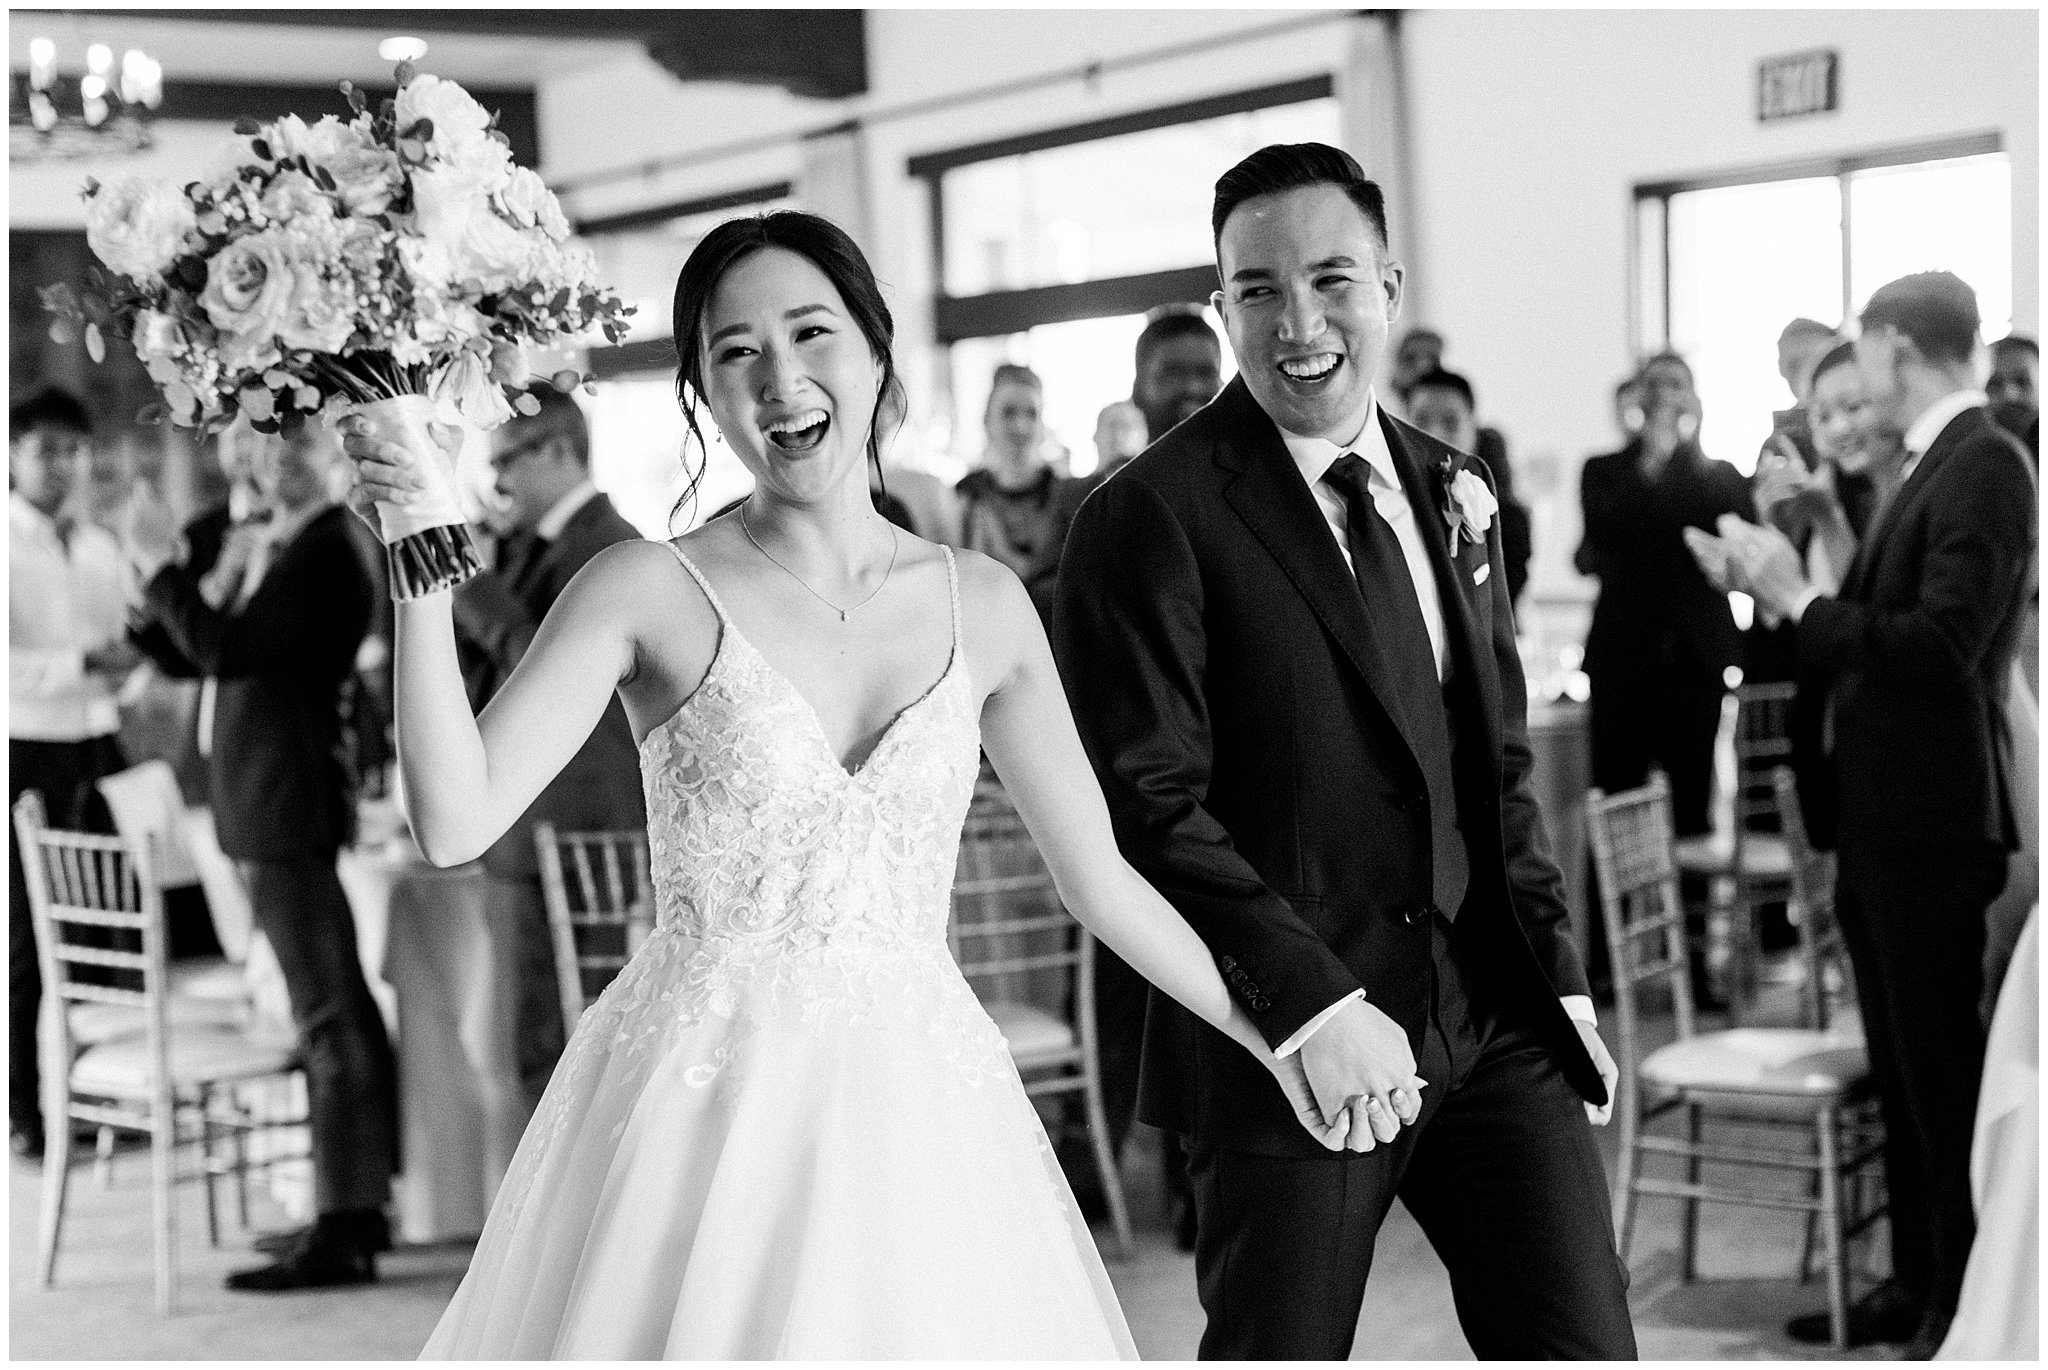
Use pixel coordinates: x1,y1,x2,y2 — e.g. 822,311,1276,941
1437,453,1498,555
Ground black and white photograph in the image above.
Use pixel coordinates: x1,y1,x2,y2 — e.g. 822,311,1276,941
7,5,2037,1360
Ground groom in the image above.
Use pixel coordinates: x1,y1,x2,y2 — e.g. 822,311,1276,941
1053,144,1636,1358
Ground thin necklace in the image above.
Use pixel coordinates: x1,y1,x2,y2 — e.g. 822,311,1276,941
739,502,898,623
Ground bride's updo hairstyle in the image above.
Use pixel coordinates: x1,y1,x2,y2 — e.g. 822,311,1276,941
670,210,907,524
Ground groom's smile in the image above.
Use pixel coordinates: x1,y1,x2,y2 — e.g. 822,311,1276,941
1215,182,1403,442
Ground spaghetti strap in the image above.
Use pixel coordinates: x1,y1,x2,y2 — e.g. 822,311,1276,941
940,545,962,661
664,539,732,628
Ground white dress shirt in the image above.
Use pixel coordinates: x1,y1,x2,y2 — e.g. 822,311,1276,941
533,479,600,542
10,493,127,742
1787,387,1987,624
1264,393,1595,1056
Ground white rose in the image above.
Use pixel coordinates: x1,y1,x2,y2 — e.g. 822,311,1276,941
1447,467,1499,545
324,142,403,216
497,167,569,241
410,165,534,291
270,114,350,164
274,114,400,216
198,231,296,343
85,177,197,282
396,74,493,160
278,264,356,354
259,169,330,224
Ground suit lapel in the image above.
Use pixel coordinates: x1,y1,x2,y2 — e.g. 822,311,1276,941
1382,414,1504,767
1212,379,1430,761
1844,406,1983,598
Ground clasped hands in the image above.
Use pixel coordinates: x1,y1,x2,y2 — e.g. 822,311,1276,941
1270,996,1620,1151
1270,996,1427,1153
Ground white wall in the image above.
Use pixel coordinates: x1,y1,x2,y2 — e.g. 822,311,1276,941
1402,8,2039,597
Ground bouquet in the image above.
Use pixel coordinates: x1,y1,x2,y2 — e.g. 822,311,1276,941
45,61,633,598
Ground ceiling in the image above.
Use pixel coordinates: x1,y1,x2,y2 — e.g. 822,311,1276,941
9,11,870,98
8,12,640,88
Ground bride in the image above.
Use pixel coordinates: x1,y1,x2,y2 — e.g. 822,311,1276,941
343,210,1357,1359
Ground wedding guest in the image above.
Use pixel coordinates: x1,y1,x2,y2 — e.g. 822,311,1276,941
1387,324,1443,397
871,461,961,546
1577,353,1750,837
1130,308,1225,455
1988,334,2038,466
126,424,395,1290
1092,400,1147,477
8,388,134,1161
1404,367,1533,608
1612,374,1645,444
452,384,646,1112
957,363,1068,620
1577,352,1751,1000
1055,310,1227,1248
1725,271,2034,1358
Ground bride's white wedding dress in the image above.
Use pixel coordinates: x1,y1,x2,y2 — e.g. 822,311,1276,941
420,542,1135,1360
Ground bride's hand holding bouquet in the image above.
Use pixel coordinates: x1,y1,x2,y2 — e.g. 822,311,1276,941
46,61,632,599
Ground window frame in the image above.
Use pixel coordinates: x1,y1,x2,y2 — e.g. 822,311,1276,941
580,180,796,379
1630,131,2004,354
910,75,1336,344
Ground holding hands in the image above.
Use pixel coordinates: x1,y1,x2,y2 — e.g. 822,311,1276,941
1295,996,1428,1153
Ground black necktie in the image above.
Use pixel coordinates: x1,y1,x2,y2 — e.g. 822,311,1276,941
1323,453,1470,919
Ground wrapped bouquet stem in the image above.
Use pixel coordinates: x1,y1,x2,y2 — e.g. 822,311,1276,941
44,59,634,599
346,394,482,599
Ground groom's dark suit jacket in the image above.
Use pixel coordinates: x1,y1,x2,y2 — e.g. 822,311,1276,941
1054,377,1597,1159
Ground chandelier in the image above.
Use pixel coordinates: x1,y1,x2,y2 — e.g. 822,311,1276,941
10,38,163,163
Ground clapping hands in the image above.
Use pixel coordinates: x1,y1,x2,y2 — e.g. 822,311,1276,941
1686,514,1811,622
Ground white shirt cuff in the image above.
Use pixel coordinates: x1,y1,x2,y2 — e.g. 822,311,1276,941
1560,995,1597,1027
1787,586,1823,624
1275,989,1366,1057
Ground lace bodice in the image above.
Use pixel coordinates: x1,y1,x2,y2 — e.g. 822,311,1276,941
641,539,980,951
524,539,1000,1135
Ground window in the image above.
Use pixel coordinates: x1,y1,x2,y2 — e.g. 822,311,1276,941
1635,137,2010,475
912,78,1337,470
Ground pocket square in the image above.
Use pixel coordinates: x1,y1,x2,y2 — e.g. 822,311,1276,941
1473,563,1491,586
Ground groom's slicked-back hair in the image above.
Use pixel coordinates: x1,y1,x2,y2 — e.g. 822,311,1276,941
1211,143,1389,255
1860,271,1981,367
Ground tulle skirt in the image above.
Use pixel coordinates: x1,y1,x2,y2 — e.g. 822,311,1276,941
418,931,1135,1360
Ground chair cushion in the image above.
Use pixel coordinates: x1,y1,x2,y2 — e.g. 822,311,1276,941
1671,831,1792,877
70,1026,297,1095
985,1001,1075,1063
68,997,243,1046
168,957,251,1005
1642,1027,1868,1099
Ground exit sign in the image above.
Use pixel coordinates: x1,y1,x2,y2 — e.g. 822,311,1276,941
1758,49,1839,122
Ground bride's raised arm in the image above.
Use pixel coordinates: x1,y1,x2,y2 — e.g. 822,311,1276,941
967,553,1351,1152
341,423,665,868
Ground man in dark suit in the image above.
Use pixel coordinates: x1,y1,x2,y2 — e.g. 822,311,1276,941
127,425,394,1290
1054,143,1634,1359
1731,272,2034,1360
1403,366,1533,608
1577,351,1753,841
452,384,645,1112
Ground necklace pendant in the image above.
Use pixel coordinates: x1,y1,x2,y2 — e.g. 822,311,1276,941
840,609,849,623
